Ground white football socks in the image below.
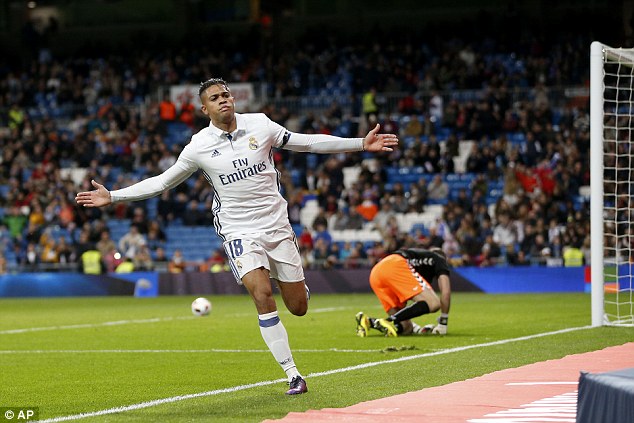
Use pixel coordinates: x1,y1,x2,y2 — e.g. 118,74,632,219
258,311,301,381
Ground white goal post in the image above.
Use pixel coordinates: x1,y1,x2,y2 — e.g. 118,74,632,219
590,41,634,327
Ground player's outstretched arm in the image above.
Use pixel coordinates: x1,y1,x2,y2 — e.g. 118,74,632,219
362,124,399,152
75,180,112,208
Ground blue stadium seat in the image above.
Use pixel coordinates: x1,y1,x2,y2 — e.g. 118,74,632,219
410,223,429,236
291,224,303,236
435,127,452,140
508,132,526,145
165,122,193,147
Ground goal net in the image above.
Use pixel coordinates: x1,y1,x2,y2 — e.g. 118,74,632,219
590,42,634,326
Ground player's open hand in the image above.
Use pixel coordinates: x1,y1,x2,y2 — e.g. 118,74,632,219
75,180,112,208
362,124,399,152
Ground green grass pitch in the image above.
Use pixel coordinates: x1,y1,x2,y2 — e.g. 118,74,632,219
1,293,633,422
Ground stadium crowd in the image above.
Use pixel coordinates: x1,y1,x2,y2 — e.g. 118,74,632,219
0,30,596,274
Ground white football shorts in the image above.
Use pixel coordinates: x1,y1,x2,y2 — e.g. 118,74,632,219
222,224,305,284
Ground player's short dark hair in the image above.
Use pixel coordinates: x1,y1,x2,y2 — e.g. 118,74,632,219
198,78,229,98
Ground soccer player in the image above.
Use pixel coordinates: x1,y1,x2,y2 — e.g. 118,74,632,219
356,247,451,337
75,77,399,395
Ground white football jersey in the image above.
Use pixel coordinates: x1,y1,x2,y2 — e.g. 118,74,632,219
110,112,363,241
179,113,290,240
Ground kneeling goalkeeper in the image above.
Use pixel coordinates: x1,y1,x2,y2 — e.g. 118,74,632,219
356,247,451,337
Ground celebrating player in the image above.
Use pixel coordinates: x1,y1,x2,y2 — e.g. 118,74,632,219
75,78,398,395
356,247,451,337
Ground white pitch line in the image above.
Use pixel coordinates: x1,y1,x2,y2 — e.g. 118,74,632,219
0,307,351,335
37,325,594,423
38,378,288,423
507,382,578,385
0,316,194,335
0,348,379,354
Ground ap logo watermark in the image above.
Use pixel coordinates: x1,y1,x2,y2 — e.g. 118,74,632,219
1,408,39,421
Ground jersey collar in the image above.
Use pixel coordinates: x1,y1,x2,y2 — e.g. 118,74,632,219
207,113,246,138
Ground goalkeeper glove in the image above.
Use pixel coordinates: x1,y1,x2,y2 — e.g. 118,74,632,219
432,323,447,335
432,314,448,335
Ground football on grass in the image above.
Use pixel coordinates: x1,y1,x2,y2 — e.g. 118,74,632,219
191,297,212,316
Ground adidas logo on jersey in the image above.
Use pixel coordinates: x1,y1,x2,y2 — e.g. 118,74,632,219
211,149,221,157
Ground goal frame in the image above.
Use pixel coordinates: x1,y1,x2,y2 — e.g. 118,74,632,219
590,41,634,327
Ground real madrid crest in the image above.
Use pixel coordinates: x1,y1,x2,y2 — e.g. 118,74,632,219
248,137,258,150
235,260,242,271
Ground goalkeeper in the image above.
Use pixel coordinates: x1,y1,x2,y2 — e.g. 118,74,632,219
356,247,451,337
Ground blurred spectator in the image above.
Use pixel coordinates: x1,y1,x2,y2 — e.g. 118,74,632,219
402,115,423,137
332,209,350,231
183,200,204,226
326,243,342,268
297,226,314,251
311,210,328,231
312,238,331,268
96,230,117,258
40,236,59,265
168,249,186,273
339,241,353,262
3,206,27,239
157,191,175,223
362,87,378,125
130,207,149,234
474,234,502,267
146,221,167,252
454,188,471,211
20,242,40,270
102,246,122,273
506,248,530,266
51,236,72,264
356,194,378,222
115,257,135,273
520,132,543,167
366,241,388,267
428,91,444,124
563,244,584,267
373,201,396,234
422,225,444,250
427,175,449,203
159,90,177,129
153,247,169,269
389,183,409,213
74,230,94,258
312,222,332,248
179,95,196,129
580,235,591,266
80,249,103,274
133,245,154,271
529,234,550,265
58,198,76,228
201,248,228,273
118,224,147,259
287,191,303,226
346,242,367,268
322,194,339,216
345,207,364,230
492,211,519,248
